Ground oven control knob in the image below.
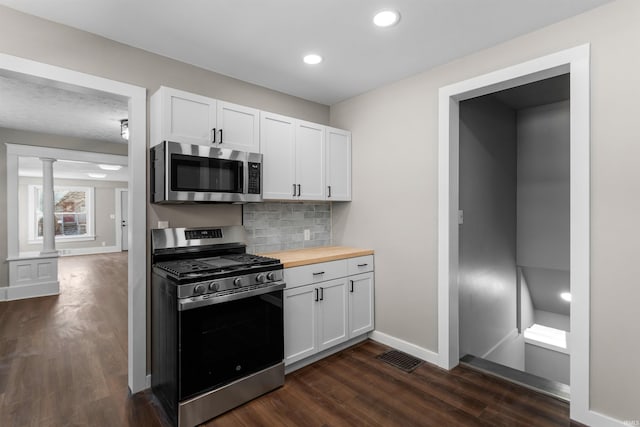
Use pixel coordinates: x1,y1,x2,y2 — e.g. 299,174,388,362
193,284,205,295
208,282,219,292
233,278,242,287
255,274,266,283
266,272,275,281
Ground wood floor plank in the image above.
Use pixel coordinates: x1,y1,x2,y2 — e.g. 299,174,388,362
0,253,574,427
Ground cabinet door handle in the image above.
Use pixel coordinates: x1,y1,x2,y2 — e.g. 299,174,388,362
319,287,324,301
328,185,332,198
357,263,368,267
292,184,297,197
312,271,325,276
211,128,217,144
314,288,319,302
350,280,354,293
219,128,223,144
297,184,301,197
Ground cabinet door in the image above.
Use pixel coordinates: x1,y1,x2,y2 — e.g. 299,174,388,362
284,284,318,365
348,273,374,337
260,112,296,200
317,279,348,351
162,87,217,146
326,127,352,201
295,120,325,200
216,101,260,152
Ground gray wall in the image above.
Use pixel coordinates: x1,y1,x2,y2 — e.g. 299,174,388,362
243,202,331,254
534,310,570,331
330,0,640,418
18,176,126,253
520,271,535,331
516,101,570,271
458,96,519,366
525,343,570,385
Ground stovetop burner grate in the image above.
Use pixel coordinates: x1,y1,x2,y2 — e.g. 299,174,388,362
155,253,281,278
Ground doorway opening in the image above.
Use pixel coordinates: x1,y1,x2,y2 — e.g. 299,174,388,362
0,53,147,394
457,74,570,400
437,45,591,424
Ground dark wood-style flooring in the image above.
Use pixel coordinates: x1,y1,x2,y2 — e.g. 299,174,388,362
0,253,579,426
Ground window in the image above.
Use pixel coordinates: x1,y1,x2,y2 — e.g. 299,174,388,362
28,185,95,242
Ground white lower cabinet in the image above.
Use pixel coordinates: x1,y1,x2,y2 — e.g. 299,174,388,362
284,256,374,366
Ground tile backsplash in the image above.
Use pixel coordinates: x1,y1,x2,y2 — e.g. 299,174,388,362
243,202,331,254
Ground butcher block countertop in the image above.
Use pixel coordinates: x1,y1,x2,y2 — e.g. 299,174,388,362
260,246,374,268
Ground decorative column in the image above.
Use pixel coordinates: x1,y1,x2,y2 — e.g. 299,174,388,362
40,157,57,255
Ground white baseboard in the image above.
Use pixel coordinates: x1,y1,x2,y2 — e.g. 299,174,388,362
0,287,7,301
20,245,121,257
482,328,519,359
368,330,440,366
5,280,60,301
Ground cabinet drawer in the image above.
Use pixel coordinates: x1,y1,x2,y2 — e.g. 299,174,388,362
347,255,374,275
285,260,348,288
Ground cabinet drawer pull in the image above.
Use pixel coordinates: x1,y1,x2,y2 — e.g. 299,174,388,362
357,263,368,267
350,280,354,293
211,128,217,144
312,271,325,276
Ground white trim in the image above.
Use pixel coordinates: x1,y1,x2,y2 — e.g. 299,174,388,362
5,143,128,166
0,287,7,301
482,328,520,359
114,188,128,251
436,44,616,426
5,280,60,301
0,53,147,394
20,245,121,258
368,330,440,366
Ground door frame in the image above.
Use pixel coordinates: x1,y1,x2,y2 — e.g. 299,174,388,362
0,53,147,394
115,187,128,251
437,44,614,426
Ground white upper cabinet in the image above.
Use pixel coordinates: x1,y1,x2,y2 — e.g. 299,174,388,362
260,113,327,201
150,86,260,152
216,101,260,152
260,112,297,199
295,120,325,200
325,127,352,201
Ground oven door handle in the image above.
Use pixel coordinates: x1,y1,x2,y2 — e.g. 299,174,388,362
178,281,286,311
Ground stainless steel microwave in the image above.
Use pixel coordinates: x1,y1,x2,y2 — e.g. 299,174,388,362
151,141,262,203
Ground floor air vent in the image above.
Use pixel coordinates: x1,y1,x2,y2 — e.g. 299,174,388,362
376,350,423,373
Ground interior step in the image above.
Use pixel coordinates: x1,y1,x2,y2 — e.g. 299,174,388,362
459,354,570,402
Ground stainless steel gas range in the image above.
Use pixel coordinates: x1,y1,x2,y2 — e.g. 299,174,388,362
151,226,285,427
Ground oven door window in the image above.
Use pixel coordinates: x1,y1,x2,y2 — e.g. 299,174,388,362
171,154,243,193
178,290,284,400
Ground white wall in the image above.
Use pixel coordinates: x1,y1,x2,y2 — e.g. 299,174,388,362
330,0,640,419
458,95,519,368
525,343,570,385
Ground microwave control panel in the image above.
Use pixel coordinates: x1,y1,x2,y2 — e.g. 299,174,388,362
248,162,261,194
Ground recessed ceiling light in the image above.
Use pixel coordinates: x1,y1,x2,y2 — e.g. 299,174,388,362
373,9,400,27
303,54,323,65
98,164,122,171
88,173,107,179
560,292,572,302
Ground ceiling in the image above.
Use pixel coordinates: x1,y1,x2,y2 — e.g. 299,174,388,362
0,0,613,105
0,71,129,144
19,156,129,182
